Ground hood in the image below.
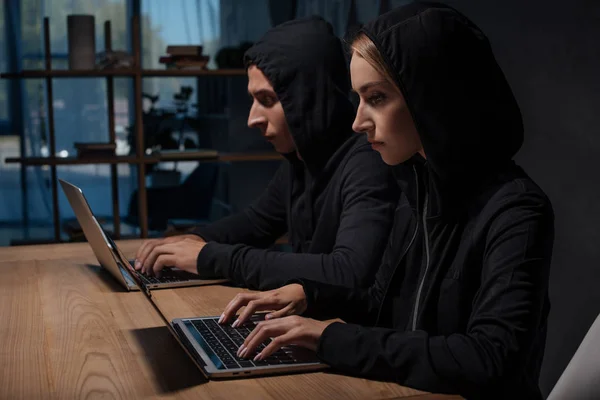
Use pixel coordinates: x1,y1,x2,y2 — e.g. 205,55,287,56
244,16,355,174
361,2,523,198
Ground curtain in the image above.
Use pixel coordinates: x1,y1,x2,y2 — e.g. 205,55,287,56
219,0,271,47
295,0,353,38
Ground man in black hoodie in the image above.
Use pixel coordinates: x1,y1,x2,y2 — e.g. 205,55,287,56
220,3,554,399
134,16,399,291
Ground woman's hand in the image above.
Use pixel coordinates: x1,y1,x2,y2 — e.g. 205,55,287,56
237,315,334,361
220,284,307,327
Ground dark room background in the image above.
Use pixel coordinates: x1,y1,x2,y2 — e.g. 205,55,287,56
438,0,600,396
1,0,599,396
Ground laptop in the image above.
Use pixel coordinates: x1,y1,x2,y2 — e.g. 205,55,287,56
59,179,227,291
125,256,326,379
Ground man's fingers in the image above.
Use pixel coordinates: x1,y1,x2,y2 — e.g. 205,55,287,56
137,239,164,271
135,241,149,262
143,243,176,275
136,236,189,271
135,240,156,269
220,293,260,324
153,254,176,277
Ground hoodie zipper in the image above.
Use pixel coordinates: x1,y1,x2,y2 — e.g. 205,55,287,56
374,165,419,326
412,192,430,331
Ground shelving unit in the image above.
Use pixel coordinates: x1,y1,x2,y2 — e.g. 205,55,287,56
0,68,247,79
4,152,282,166
0,16,281,243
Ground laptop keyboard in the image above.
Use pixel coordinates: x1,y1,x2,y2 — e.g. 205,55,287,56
135,269,189,285
189,317,318,370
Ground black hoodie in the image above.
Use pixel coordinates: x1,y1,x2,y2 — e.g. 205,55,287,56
191,16,399,290
293,3,554,399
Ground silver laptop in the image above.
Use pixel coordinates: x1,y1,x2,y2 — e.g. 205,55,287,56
125,258,326,379
59,179,227,291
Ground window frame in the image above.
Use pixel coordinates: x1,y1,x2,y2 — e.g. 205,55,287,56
0,0,14,135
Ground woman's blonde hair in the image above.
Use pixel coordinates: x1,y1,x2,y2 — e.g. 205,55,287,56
350,32,398,88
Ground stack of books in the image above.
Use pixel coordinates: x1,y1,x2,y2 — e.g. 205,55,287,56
159,45,209,70
74,142,116,158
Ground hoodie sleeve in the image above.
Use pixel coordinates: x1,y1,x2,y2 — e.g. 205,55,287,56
289,271,384,325
314,190,554,397
189,164,287,249
196,148,398,290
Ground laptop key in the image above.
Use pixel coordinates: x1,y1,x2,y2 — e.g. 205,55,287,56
220,354,239,368
278,358,300,365
238,360,255,368
224,343,238,353
265,360,283,365
230,336,245,346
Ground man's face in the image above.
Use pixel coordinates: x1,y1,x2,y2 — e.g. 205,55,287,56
247,65,296,154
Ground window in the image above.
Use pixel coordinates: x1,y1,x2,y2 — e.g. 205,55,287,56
12,0,133,227
141,0,220,112
19,0,130,158
0,0,8,122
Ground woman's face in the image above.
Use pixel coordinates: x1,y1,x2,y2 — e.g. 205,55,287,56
350,54,424,165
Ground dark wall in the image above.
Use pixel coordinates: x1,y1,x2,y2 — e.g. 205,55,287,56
221,1,600,394
438,0,600,396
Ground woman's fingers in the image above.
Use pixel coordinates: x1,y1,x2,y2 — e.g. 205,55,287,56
233,297,281,327
254,332,297,360
238,319,290,358
220,293,260,324
265,303,295,320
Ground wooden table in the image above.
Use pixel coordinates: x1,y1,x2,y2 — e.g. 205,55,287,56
0,240,462,399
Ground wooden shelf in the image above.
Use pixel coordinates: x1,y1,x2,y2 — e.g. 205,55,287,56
4,155,140,166
142,69,246,77
145,151,283,163
0,69,137,78
0,68,246,79
5,152,282,166
216,152,283,162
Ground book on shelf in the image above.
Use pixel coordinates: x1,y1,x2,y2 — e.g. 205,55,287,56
164,63,209,70
166,45,203,56
74,142,116,158
158,55,209,63
160,44,209,70
159,55,210,70
95,50,134,70
152,149,219,159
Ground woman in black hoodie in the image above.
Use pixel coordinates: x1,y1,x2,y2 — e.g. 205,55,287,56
220,3,554,399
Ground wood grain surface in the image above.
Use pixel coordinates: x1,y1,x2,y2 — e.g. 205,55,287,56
0,240,463,399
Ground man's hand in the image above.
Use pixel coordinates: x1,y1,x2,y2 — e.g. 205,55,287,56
135,236,206,276
135,234,204,273
220,284,307,327
236,316,334,361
